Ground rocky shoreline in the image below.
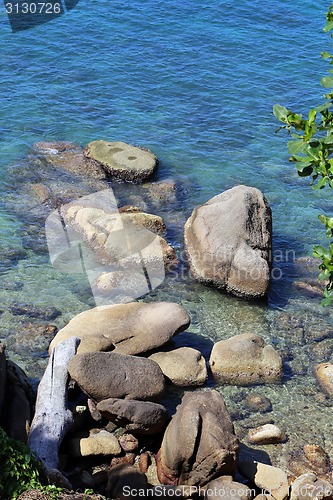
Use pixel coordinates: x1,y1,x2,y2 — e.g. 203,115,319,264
0,140,332,498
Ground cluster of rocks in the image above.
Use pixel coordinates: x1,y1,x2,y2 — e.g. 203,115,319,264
1,140,332,498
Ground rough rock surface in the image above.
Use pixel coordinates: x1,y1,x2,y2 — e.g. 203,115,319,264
33,141,107,179
156,390,239,486
68,351,165,402
97,398,168,434
209,333,282,385
238,461,289,500
49,301,190,354
290,473,333,500
247,424,286,445
68,429,121,457
288,445,332,482
149,347,207,386
315,362,333,397
245,393,272,413
204,476,253,500
84,140,158,182
184,185,272,299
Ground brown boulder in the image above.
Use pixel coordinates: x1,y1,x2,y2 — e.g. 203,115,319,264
209,333,282,385
315,363,333,397
184,185,272,299
68,351,165,402
156,390,239,486
97,398,168,435
49,301,190,355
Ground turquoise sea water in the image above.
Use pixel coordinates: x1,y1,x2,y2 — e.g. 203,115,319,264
0,0,333,470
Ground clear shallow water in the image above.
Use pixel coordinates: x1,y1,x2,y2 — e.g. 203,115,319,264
0,0,333,471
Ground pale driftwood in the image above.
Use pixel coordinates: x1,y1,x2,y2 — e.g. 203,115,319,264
28,336,80,470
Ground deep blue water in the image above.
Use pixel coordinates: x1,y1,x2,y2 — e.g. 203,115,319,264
0,0,333,463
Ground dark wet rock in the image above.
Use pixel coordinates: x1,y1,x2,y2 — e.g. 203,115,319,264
156,390,239,486
245,393,272,413
148,347,207,386
288,444,332,482
84,140,158,183
50,301,190,355
9,302,61,321
97,398,168,435
33,141,107,180
203,476,253,500
68,351,165,402
107,464,149,500
0,247,27,270
110,452,136,467
0,281,24,291
184,185,272,299
209,333,282,385
4,361,33,443
315,363,333,397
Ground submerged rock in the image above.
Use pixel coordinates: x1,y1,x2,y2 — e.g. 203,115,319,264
33,141,106,179
156,390,239,486
209,333,282,385
84,140,158,183
49,301,190,355
288,444,332,482
68,351,165,402
184,185,272,299
245,393,272,413
9,302,61,321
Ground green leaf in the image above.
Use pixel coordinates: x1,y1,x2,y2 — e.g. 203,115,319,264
288,139,306,155
321,75,333,88
321,51,333,59
313,176,328,189
273,104,289,122
313,245,331,258
323,20,333,32
321,297,332,306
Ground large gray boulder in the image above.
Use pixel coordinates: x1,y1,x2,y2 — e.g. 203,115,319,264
84,140,158,183
49,301,190,355
68,352,165,402
156,390,239,486
97,398,168,434
209,333,282,385
184,185,272,299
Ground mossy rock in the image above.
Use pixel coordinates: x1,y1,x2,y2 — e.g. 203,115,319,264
84,141,158,183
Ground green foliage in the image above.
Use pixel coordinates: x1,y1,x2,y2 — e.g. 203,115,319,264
274,3,333,305
0,427,62,499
